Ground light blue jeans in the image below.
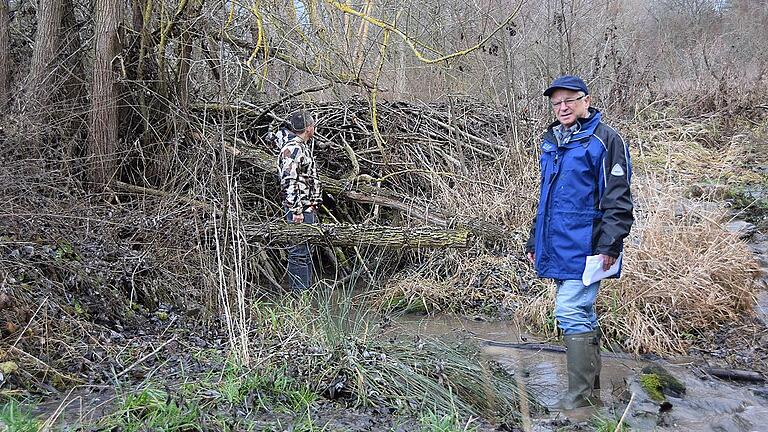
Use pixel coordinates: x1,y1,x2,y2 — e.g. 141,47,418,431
554,279,600,335
285,210,316,291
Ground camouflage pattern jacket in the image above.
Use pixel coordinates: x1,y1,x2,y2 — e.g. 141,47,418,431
276,129,322,215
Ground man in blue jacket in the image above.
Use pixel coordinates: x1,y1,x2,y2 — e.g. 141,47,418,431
525,75,634,410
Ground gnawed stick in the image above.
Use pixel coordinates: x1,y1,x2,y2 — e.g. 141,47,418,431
704,367,765,382
482,341,638,360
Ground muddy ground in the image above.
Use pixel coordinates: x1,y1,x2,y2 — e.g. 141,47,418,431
1,272,767,431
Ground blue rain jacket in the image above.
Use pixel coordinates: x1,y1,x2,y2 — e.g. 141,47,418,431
525,108,634,280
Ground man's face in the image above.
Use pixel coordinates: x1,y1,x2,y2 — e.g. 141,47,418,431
550,88,591,127
305,123,315,139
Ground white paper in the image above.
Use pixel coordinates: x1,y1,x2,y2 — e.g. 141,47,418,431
582,253,622,286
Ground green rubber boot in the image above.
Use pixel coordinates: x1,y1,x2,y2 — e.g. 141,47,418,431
556,331,602,410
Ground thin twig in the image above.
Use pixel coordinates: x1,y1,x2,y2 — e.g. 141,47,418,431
114,336,177,379
614,392,635,432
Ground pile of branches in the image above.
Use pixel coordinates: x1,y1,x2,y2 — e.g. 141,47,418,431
199,97,523,205
179,97,538,290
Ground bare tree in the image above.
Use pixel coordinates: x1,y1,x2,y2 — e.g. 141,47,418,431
0,0,9,109
88,0,119,187
28,0,64,113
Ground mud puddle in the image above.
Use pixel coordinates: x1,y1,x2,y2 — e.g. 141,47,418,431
392,314,768,431
30,386,116,427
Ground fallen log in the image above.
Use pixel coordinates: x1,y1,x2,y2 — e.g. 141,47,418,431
247,222,472,249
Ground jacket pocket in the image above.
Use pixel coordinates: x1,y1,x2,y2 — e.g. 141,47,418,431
549,209,598,275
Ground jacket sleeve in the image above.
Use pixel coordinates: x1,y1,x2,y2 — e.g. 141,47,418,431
596,131,634,257
280,144,304,215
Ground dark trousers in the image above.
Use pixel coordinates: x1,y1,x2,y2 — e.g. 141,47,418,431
285,210,316,291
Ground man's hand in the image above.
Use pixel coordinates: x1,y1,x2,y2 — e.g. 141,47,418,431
600,254,617,271
291,213,304,224
526,251,536,265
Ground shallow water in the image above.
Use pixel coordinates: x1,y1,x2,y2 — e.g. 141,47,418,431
391,314,638,407
624,363,768,432
392,313,768,432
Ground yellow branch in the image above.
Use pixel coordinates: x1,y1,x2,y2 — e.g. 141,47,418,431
138,0,154,82
226,0,236,26
138,0,154,139
325,0,523,64
353,0,373,68
247,2,269,90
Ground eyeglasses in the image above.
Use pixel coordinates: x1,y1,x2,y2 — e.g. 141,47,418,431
550,95,586,108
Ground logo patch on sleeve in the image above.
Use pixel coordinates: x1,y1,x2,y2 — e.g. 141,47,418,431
610,163,625,176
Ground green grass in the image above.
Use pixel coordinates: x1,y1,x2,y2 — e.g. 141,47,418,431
0,400,39,432
379,293,429,314
93,357,318,432
592,413,630,432
419,409,478,432
216,360,317,412
99,386,201,432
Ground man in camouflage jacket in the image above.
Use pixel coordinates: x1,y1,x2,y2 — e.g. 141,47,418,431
277,110,322,290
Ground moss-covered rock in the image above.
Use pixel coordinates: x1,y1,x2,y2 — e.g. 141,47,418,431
640,365,686,402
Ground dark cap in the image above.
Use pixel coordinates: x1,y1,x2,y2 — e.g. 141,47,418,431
543,75,589,97
287,110,315,133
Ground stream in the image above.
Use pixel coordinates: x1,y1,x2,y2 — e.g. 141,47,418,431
392,311,768,431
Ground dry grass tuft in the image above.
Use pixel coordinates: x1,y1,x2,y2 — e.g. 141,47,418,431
377,253,559,341
630,116,764,187
597,178,760,354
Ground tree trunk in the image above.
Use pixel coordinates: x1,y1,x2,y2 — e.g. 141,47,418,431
28,0,64,113
177,0,203,127
89,0,119,187
0,0,9,109
247,222,472,249
57,0,87,166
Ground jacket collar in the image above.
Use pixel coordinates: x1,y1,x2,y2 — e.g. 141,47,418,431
542,108,602,151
